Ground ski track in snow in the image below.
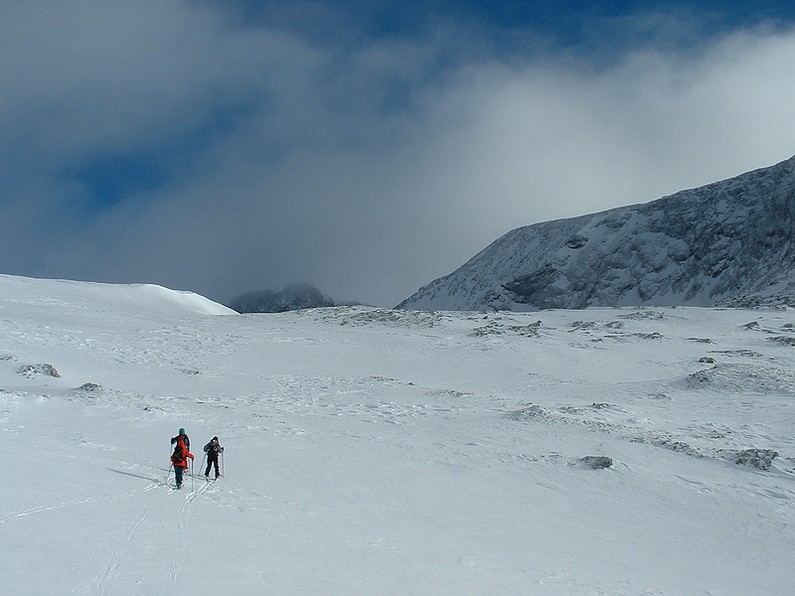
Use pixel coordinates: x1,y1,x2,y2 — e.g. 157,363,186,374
169,477,215,589
0,497,95,525
92,483,171,596
89,472,216,596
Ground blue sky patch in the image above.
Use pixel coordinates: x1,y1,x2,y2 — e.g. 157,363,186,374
72,154,167,212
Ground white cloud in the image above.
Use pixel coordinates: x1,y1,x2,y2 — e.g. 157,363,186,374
2,3,795,306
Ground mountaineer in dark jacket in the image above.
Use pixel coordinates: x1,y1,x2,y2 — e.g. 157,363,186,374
203,436,224,479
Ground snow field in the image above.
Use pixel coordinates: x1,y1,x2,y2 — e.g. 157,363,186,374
1,275,794,594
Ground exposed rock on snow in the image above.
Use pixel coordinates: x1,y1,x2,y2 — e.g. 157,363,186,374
734,448,778,471
17,363,60,378
577,456,613,469
469,320,543,337
301,305,442,328
398,154,795,311
686,363,795,394
76,382,102,392
507,396,788,475
506,404,552,421
652,438,703,458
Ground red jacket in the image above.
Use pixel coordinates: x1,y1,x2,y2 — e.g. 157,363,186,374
171,439,194,469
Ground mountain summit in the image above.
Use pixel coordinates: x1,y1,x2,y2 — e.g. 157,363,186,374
229,283,335,313
398,155,795,311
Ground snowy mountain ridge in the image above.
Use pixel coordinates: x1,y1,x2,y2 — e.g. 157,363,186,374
398,154,795,311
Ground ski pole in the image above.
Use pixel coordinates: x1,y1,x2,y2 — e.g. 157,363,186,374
199,453,206,478
165,442,173,484
191,458,194,491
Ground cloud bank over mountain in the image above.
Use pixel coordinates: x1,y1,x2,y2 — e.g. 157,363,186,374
2,2,795,306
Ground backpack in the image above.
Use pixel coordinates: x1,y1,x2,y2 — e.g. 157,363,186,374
172,442,185,463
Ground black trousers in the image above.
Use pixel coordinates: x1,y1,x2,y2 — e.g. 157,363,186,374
205,455,220,478
174,465,185,487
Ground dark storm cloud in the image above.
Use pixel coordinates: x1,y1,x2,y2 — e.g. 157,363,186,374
2,1,795,306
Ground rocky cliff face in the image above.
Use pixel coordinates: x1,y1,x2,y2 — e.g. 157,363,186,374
398,155,795,311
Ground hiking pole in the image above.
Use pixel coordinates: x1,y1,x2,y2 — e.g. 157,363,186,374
165,442,173,485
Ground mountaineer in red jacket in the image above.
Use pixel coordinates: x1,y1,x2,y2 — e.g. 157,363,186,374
170,436,194,489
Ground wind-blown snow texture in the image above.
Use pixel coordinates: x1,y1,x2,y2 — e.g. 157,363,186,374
1,274,794,594
398,154,795,312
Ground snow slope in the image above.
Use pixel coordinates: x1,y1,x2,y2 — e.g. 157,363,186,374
398,154,795,311
0,274,236,317
1,275,794,595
